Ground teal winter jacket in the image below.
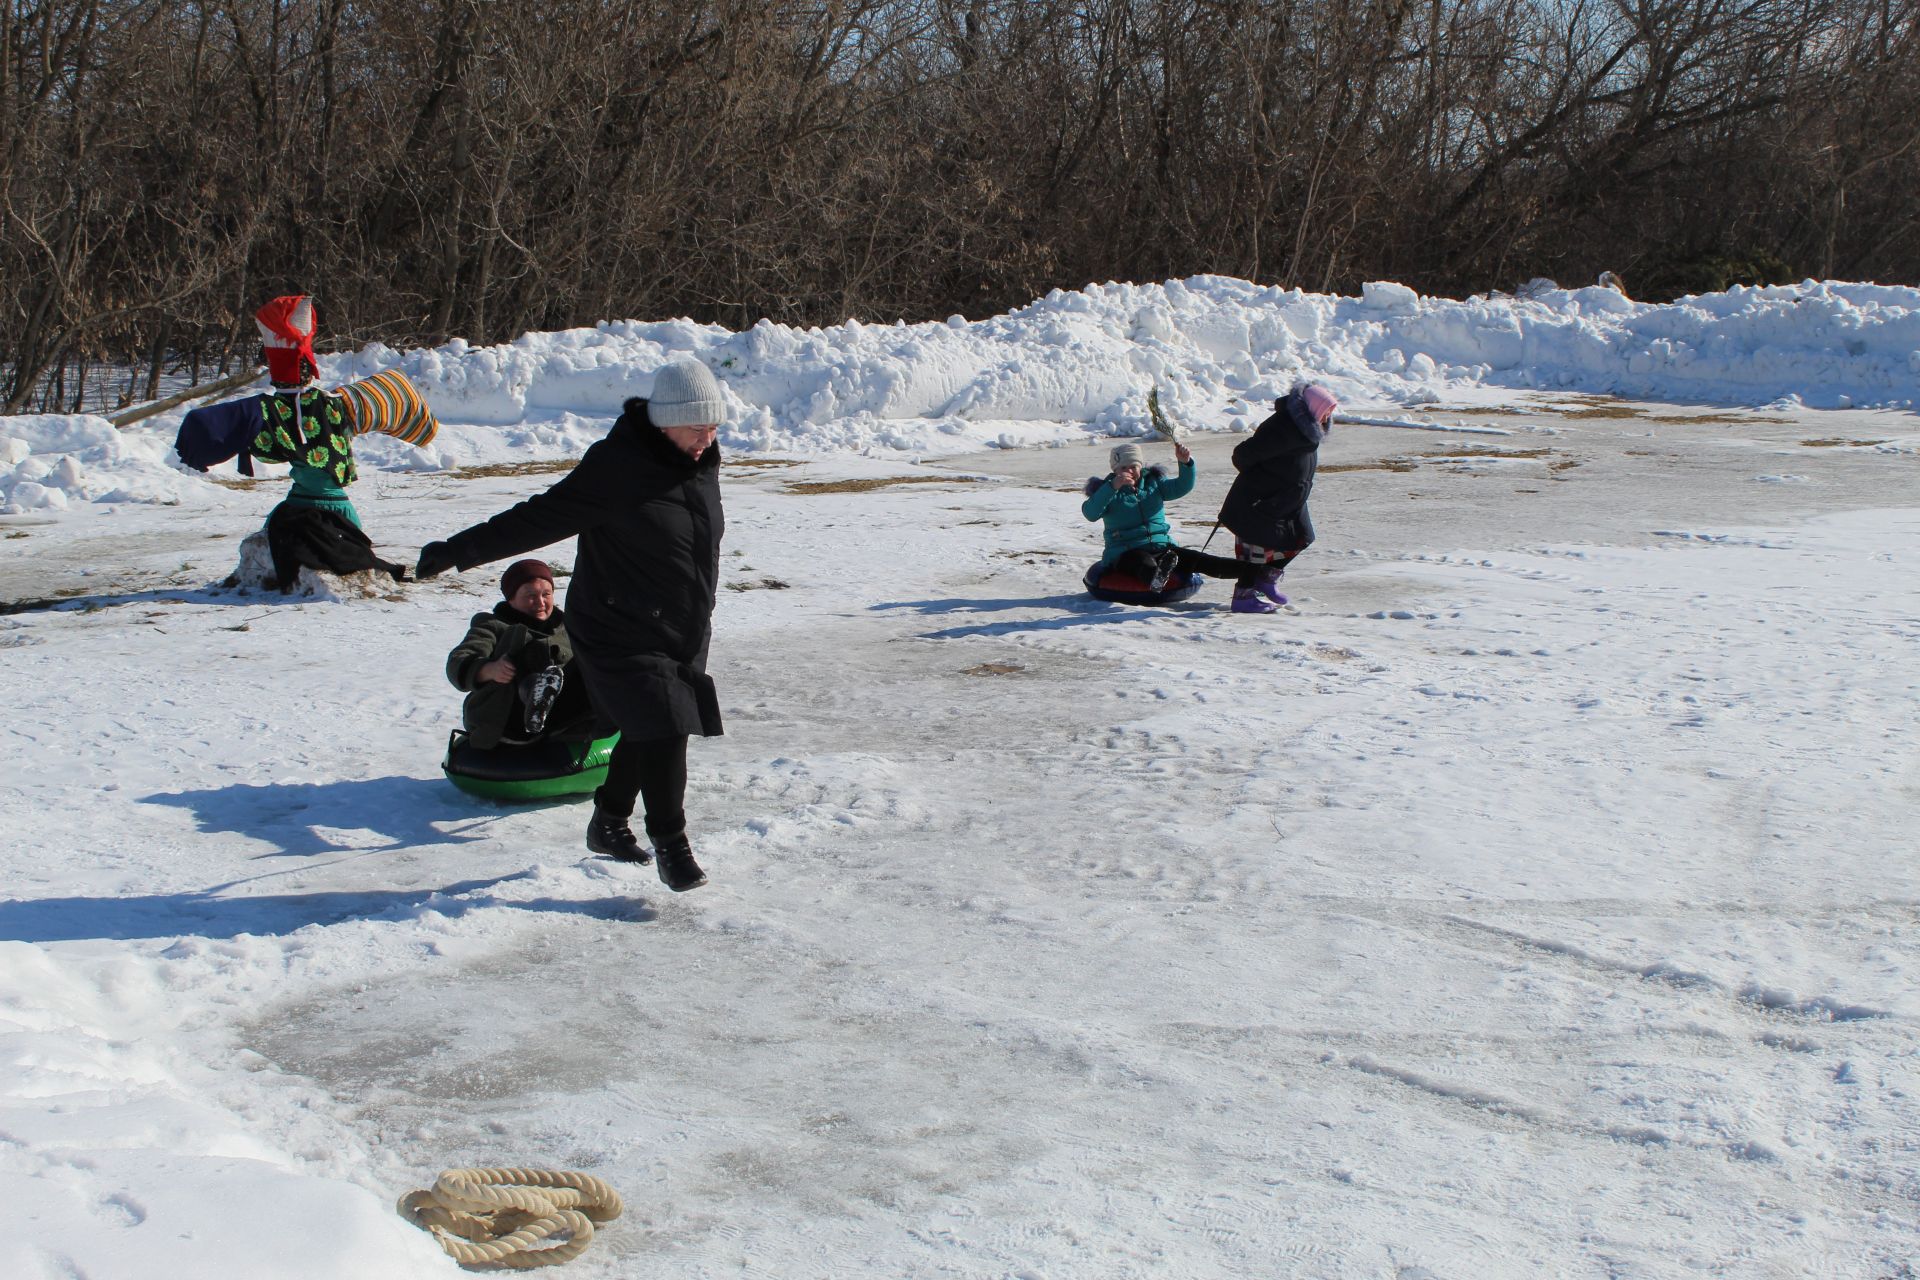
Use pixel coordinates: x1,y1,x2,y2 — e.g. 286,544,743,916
1081,459,1196,568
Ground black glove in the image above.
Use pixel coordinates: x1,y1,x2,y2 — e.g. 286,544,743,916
416,541,458,580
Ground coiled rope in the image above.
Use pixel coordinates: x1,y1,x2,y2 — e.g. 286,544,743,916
397,1167,623,1269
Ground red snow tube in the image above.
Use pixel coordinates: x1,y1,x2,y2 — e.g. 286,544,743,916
1083,562,1204,606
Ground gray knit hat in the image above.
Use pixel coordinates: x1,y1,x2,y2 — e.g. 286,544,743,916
1110,442,1144,471
648,360,727,428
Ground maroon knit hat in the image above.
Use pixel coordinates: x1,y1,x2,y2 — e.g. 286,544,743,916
501,559,554,600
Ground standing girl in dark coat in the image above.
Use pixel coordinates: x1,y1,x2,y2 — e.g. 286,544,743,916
1217,383,1338,614
417,361,728,891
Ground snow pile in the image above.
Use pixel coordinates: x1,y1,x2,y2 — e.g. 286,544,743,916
5,276,1919,518
0,414,208,514
225,529,402,601
0,941,450,1278
354,278,1920,452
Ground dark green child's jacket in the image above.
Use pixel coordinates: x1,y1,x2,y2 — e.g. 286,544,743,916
446,603,575,748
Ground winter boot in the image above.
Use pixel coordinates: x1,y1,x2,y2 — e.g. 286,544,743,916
1231,587,1278,614
1147,550,1178,593
652,832,708,892
586,806,651,863
1252,567,1289,606
520,664,566,735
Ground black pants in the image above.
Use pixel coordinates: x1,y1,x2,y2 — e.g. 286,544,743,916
597,734,689,839
1112,545,1266,590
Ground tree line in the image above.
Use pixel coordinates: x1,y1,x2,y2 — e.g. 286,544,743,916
4,0,1917,414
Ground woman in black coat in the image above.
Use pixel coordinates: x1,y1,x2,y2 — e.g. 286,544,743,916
1217,382,1338,615
417,361,728,891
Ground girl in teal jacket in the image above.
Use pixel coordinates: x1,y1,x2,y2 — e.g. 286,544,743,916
1082,442,1252,593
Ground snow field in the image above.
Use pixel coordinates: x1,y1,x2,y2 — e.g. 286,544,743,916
3,399,1917,1276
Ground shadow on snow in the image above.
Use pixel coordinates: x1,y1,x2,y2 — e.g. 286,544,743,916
0,870,655,944
869,592,1217,639
138,773,511,858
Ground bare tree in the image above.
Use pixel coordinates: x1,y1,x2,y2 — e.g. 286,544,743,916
5,0,1919,411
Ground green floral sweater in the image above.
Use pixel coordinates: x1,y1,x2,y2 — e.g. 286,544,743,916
251,388,361,526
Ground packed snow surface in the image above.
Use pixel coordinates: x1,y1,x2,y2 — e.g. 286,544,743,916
3,277,1918,1277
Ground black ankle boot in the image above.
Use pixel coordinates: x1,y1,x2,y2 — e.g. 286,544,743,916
586,807,650,863
652,833,707,892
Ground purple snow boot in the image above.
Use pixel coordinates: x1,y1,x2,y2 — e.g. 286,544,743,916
1231,587,1278,614
1252,567,1289,606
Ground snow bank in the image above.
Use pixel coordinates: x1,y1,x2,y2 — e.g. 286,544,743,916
5,276,1919,517
0,941,450,1279
0,413,210,514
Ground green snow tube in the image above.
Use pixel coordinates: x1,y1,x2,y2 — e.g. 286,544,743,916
441,730,621,802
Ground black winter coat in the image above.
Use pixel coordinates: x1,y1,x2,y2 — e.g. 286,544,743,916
444,400,725,739
1218,390,1323,551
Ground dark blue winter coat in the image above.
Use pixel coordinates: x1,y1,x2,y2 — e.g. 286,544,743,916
1082,459,1196,568
1219,391,1322,551
174,395,264,476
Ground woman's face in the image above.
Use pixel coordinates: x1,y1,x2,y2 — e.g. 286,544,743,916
509,577,555,620
1114,462,1142,488
663,423,718,459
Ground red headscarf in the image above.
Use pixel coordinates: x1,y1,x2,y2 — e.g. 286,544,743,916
256,295,318,386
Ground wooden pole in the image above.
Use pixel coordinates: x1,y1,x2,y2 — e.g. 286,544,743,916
108,366,263,429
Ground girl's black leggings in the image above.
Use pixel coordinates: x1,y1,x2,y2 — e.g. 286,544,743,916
1111,545,1269,589
596,733,689,838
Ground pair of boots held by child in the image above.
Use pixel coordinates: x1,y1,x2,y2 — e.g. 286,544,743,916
1083,383,1336,613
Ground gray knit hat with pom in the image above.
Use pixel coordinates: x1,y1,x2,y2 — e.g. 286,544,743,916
648,360,727,428
1110,442,1144,471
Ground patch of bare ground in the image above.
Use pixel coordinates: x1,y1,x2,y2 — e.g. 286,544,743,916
962,662,1025,676
726,577,790,592
1321,458,1419,473
1444,447,1557,459
455,459,578,479
1415,405,1514,416
785,475,981,495
1557,405,1646,420
725,458,800,469
1654,412,1789,424
1801,437,1890,448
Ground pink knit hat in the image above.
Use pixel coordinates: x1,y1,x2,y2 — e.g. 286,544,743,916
1299,383,1339,425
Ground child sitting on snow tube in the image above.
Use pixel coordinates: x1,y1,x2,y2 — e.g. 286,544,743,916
445,559,606,748
1081,440,1253,604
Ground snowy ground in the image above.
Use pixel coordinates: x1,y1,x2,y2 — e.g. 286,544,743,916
3,387,1917,1278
